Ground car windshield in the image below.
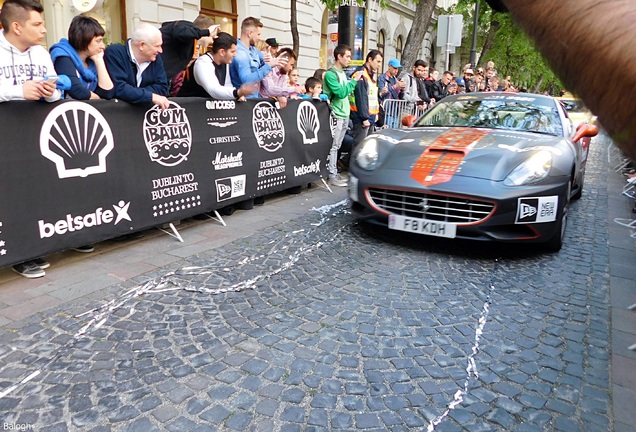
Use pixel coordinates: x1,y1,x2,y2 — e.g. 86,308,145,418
416,95,563,136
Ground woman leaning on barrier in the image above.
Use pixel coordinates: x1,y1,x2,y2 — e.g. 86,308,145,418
50,15,114,100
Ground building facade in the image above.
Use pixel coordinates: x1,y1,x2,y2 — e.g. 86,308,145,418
0,0,457,81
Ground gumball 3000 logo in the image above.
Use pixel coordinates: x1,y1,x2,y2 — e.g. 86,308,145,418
253,101,285,152
143,102,192,166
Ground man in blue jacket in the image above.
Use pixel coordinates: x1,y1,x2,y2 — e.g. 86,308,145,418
229,17,286,99
104,23,169,109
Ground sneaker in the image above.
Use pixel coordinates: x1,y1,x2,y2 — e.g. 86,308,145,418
31,257,50,269
328,174,348,187
12,261,46,278
72,245,94,253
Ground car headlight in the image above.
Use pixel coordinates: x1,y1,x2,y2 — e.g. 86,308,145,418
504,150,552,186
355,138,379,171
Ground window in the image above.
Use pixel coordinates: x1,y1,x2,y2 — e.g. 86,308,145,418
200,0,238,36
396,35,403,62
377,30,385,74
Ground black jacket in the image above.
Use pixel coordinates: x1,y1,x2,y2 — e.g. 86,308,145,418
159,21,210,79
431,79,448,101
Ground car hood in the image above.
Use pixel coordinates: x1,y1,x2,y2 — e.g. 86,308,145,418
375,126,566,183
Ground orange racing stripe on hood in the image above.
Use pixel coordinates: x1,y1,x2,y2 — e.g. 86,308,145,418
410,127,491,187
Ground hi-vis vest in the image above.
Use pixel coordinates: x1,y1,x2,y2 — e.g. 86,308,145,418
349,67,379,115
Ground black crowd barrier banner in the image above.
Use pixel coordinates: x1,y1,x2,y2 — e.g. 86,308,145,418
0,97,334,268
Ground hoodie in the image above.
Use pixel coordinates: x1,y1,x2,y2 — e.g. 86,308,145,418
0,30,62,102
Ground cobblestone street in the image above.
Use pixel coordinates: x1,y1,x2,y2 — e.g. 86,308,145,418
0,134,624,431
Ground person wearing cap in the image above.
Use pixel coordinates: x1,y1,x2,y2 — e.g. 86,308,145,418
265,37,279,57
377,58,406,128
462,68,475,92
455,77,467,94
378,58,406,103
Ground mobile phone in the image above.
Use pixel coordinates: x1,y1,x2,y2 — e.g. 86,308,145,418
45,76,59,84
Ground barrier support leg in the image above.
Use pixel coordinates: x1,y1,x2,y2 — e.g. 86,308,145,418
210,210,227,227
321,177,334,194
158,222,184,242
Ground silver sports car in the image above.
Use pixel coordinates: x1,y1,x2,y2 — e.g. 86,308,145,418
348,93,599,251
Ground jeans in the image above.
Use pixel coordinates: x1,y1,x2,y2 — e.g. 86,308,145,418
329,117,348,179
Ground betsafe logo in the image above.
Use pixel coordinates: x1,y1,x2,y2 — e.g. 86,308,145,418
38,201,131,239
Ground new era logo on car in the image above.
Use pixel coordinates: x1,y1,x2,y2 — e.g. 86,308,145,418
516,196,558,224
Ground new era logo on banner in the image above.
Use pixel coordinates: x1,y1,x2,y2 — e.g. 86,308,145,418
215,175,246,202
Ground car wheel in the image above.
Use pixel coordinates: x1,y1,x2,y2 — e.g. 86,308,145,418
546,180,571,251
572,170,584,200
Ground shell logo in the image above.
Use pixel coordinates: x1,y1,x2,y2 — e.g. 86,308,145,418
40,101,114,179
253,101,285,152
296,101,320,145
330,33,338,43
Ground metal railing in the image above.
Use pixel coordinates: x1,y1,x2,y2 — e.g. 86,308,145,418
381,99,419,129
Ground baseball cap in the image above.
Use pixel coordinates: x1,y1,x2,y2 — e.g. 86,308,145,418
464,68,474,75
388,58,402,68
265,38,279,47
456,78,466,87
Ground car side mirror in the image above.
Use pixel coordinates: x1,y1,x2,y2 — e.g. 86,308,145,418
572,123,599,142
402,115,417,127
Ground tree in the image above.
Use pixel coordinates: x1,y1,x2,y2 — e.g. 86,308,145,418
317,0,436,72
291,0,299,55
400,0,437,72
449,0,562,93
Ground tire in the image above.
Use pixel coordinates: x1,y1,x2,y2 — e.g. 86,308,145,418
572,170,584,200
546,180,571,251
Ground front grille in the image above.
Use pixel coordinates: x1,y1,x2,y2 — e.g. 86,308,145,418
368,188,495,224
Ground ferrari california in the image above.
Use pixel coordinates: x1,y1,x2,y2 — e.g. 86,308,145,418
348,93,599,251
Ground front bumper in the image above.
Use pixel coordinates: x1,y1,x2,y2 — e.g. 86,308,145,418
348,168,569,243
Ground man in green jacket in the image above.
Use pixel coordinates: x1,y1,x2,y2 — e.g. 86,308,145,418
323,44,363,187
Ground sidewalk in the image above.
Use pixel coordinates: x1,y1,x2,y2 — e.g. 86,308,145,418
0,183,348,327
606,154,636,432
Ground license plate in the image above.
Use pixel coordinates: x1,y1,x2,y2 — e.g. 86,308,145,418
388,215,457,238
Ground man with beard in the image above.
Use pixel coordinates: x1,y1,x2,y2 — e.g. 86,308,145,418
400,59,432,109
176,31,257,100
229,17,286,98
